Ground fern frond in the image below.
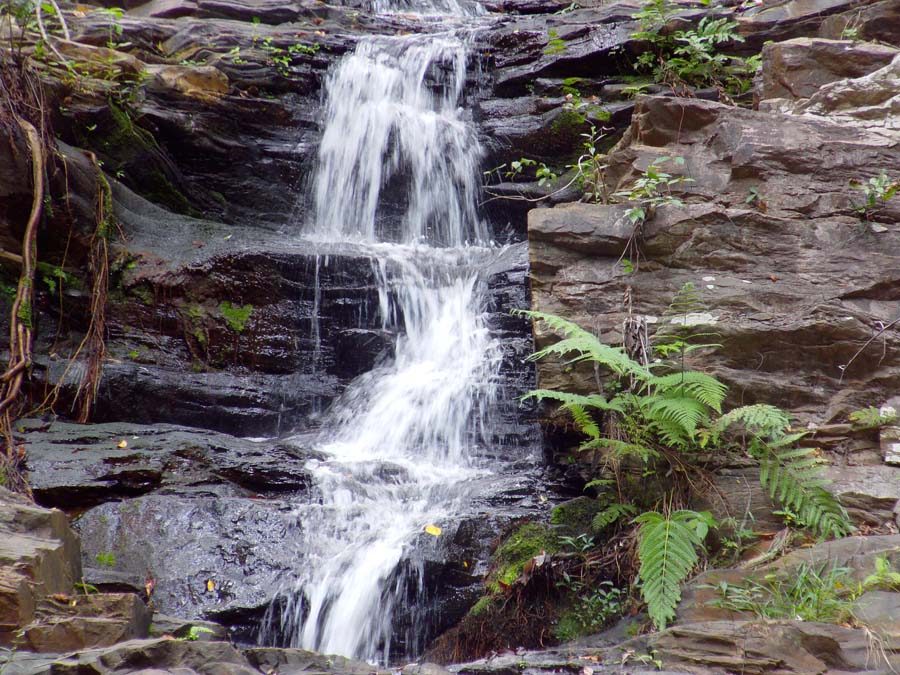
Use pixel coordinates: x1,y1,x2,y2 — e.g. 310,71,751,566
592,503,638,531
523,390,624,439
849,406,898,430
715,404,790,437
579,437,659,462
645,395,709,437
754,441,852,539
635,510,714,630
647,371,727,413
517,309,650,378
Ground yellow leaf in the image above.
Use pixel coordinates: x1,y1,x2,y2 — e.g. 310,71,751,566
117,440,128,448
424,524,442,537
206,579,215,592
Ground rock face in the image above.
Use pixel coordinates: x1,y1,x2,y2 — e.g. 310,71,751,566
3,0,900,667
0,487,152,652
527,28,900,526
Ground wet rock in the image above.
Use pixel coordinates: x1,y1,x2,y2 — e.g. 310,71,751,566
149,613,228,641
74,493,300,631
243,647,389,675
21,418,315,508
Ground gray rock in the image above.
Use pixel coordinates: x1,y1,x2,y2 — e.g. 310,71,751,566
22,418,316,508
74,493,300,631
852,590,900,636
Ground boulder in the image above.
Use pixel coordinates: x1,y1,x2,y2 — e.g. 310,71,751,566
73,492,301,634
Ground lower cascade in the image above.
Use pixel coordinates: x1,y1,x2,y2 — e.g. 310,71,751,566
263,27,532,662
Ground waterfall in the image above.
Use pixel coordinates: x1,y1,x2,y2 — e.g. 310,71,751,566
265,17,512,664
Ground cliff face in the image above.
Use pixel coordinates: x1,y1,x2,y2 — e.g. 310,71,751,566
1,0,899,667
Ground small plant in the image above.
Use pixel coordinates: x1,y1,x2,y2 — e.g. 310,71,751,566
544,29,567,56
632,0,760,96
180,626,214,641
573,126,609,203
851,171,898,221
95,551,117,567
227,46,247,64
75,580,99,595
849,405,897,430
487,157,558,187
862,556,900,591
556,580,626,640
218,301,253,333
708,564,855,623
614,156,692,226
558,533,596,553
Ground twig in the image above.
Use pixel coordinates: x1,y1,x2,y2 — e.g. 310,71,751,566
839,314,900,382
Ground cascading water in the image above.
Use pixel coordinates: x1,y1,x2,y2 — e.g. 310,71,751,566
263,7,530,664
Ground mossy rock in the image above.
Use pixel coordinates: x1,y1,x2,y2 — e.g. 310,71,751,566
489,522,558,591
551,496,604,536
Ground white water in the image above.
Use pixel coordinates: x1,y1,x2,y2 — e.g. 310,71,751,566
267,17,511,663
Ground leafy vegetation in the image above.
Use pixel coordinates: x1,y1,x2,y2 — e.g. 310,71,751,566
517,289,851,629
851,171,898,222
218,301,253,333
632,0,760,95
708,564,855,623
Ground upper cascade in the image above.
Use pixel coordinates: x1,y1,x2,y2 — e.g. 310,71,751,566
309,34,488,247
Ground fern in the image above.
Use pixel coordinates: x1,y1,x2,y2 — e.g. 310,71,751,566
752,439,851,538
849,406,898,430
579,437,659,462
516,309,649,378
523,390,624,439
715,403,790,437
646,371,727,412
644,395,710,438
592,502,638,531
635,510,716,629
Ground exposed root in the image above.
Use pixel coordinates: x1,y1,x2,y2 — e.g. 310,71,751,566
0,118,43,479
71,158,112,423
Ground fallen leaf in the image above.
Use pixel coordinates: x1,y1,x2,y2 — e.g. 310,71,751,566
117,439,128,448
206,579,216,592
424,524,442,536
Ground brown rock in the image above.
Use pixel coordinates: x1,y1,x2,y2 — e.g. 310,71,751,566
146,64,230,101
0,487,82,646
646,620,900,673
757,38,899,101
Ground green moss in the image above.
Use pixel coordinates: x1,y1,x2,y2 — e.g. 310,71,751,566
489,522,557,591
550,109,587,136
16,299,32,328
141,169,200,217
551,497,604,535
219,301,253,333
469,595,494,617
130,284,153,305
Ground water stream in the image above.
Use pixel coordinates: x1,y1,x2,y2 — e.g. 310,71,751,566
264,3,529,662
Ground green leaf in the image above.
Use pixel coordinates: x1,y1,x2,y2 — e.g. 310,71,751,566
635,510,715,629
